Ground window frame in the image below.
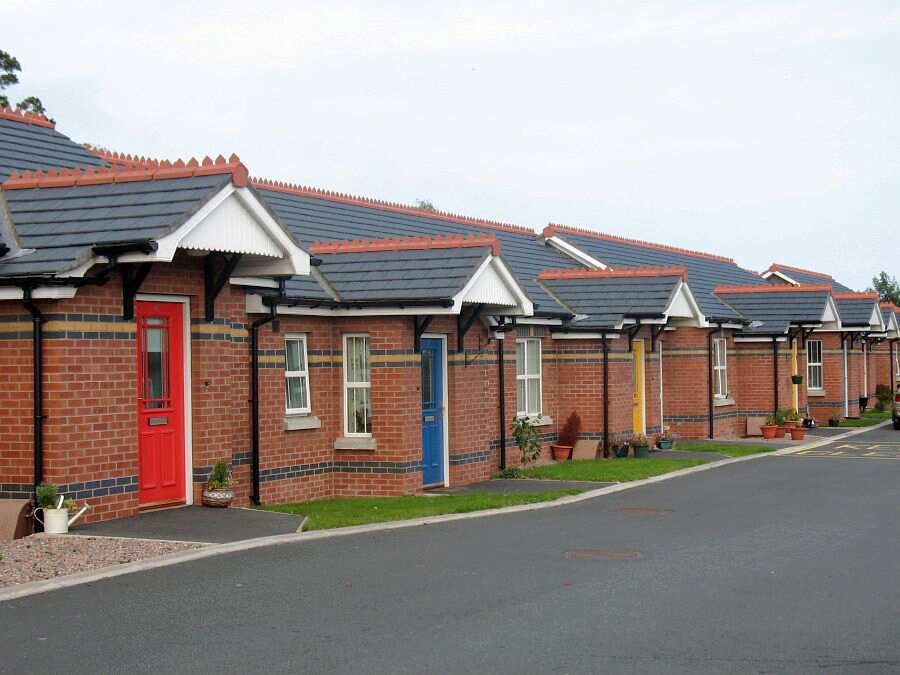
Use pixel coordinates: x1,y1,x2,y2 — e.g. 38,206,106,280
284,333,312,415
515,337,543,418
342,333,372,437
806,339,823,391
712,337,728,399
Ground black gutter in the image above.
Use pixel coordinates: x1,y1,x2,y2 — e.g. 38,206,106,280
92,240,158,257
249,306,278,505
602,334,610,457
22,288,44,506
773,337,779,414
497,328,506,471
264,295,455,310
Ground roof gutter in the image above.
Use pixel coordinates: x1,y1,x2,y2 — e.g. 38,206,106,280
263,295,456,310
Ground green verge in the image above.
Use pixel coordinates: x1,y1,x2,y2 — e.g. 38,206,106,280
258,490,583,531
673,440,776,458
521,458,705,482
839,409,892,427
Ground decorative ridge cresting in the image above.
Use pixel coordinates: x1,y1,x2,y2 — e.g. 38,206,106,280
879,302,900,311
543,223,736,264
0,106,55,129
833,291,879,301
2,154,248,190
310,233,501,256
539,266,688,282
767,263,834,280
85,148,164,168
251,176,538,236
714,284,833,295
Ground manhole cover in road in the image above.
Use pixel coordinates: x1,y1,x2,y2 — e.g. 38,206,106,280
565,549,642,561
615,507,674,516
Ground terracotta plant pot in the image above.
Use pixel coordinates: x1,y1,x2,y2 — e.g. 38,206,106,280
550,444,572,462
783,420,798,429
789,427,806,441
775,426,787,438
761,425,778,440
202,487,234,508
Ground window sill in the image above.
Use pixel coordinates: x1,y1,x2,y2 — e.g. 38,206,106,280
334,436,377,451
283,414,321,431
713,397,735,407
517,415,553,427
807,389,826,398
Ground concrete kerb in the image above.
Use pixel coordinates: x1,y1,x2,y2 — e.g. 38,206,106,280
0,422,890,604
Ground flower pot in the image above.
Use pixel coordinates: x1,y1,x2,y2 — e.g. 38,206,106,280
633,444,650,458
775,426,786,438
828,419,840,427
761,425,778,440
551,444,572,462
789,427,806,441
35,507,70,534
791,375,803,385
202,487,234,508
657,439,674,450
783,420,798,429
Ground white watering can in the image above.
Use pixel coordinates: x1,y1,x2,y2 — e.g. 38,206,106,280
34,496,90,534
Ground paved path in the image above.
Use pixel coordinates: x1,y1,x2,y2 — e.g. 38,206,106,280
2,426,899,674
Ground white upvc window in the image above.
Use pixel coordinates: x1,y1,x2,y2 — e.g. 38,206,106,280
516,338,543,417
712,337,728,399
285,334,312,414
343,334,372,436
806,339,823,391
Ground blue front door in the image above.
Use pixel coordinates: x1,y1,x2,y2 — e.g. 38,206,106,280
421,338,445,486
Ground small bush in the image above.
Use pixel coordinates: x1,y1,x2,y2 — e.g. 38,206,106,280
558,412,582,447
513,418,543,466
34,482,59,509
206,460,235,490
494,467,524,479
875,398,886,412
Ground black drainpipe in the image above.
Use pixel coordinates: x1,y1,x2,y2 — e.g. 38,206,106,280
892,339,899,394
249,306,278,505
497,323,507,471
23,287,44,500
772,337,779,414
707,326,718,439
602,334,610,457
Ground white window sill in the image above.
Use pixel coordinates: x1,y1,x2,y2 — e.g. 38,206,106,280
334,436,377,451
713,397,735,407
283,414,321,431
516,415,553,427
807,389,826,398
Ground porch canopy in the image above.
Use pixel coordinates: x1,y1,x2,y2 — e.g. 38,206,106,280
833,292,886,334
714,284,840,339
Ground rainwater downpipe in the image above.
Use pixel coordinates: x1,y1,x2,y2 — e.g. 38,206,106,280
772,337,779,414
497,326,507,471
842,339,849,417
602,335,610,457
23,287,44,499
249,306,278,505
707,326,718,439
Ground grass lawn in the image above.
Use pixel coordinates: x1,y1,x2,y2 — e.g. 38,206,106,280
673,440,776,458
258,490,583,530
839,409,892,427
521,458,705,482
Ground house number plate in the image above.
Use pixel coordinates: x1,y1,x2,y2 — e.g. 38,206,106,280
148,417,169,426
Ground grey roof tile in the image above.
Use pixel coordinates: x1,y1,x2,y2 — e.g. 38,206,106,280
835,297,878,327
715,290,831,334
768,264,853,292
0,118,105,182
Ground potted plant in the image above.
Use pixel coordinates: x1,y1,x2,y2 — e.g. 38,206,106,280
202,460,237,507
513,418,543,467
551,412,581,462
828,413,841,427
613,442,629,459
656,427,674,450
773,408,787,438
789,425,806,441
782,408,801,429
761,414,778,440
32,483,88,533
630,433,651,458
791,374,803,385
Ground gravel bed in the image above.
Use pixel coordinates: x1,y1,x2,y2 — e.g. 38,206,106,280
0,534,205,588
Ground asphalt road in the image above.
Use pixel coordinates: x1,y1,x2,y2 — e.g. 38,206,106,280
3,426,899,674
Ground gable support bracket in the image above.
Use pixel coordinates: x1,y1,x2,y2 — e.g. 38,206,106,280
122,263,153,321
626,323,642,353
204,253,243,322
457,303,485,353
412,316,433,353
650,324,665,353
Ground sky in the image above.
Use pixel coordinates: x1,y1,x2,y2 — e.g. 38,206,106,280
4,1,899,289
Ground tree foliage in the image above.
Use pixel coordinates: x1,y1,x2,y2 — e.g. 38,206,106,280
0,48,47,115
868,271,900,305
415,199,436,211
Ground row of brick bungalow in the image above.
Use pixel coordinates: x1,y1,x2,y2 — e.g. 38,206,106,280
0,107,897,524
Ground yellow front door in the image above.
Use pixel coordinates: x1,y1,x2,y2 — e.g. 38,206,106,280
632,340,645,434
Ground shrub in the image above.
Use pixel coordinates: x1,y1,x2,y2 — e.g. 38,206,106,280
875,398,886,412
34,482,59,509
558,412,582,447
513,418,543,466
206,460,236,490
494,467,524,479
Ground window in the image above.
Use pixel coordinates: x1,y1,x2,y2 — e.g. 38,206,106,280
343,335,371,436
285,335,311,414
516,338,542,417
806,339,823,390
712,337,728,399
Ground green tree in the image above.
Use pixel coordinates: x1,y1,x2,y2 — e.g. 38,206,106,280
415,199,436,211
0,49,47,116
868,271,900,305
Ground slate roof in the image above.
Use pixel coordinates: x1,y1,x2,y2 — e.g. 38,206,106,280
544,225,764,321
766,263,853,292
0,173,232,277
714,287,832,335
834,296,878,328
539,269,683,330
0,115,106,182
255,183,580,317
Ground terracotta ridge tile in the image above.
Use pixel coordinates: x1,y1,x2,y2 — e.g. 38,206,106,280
879,302,900,311
833,291,879,301
310,233,501,256
543,223,736,265
250,177,538,237
767,262,834,280
539,266,688,281
714,284,833,295
2,154,248,190
0,106,55,129
85,147,164,168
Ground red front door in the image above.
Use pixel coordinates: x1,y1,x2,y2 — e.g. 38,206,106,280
136,301,186,506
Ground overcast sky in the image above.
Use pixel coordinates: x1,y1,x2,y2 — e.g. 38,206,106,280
5,1,898,289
